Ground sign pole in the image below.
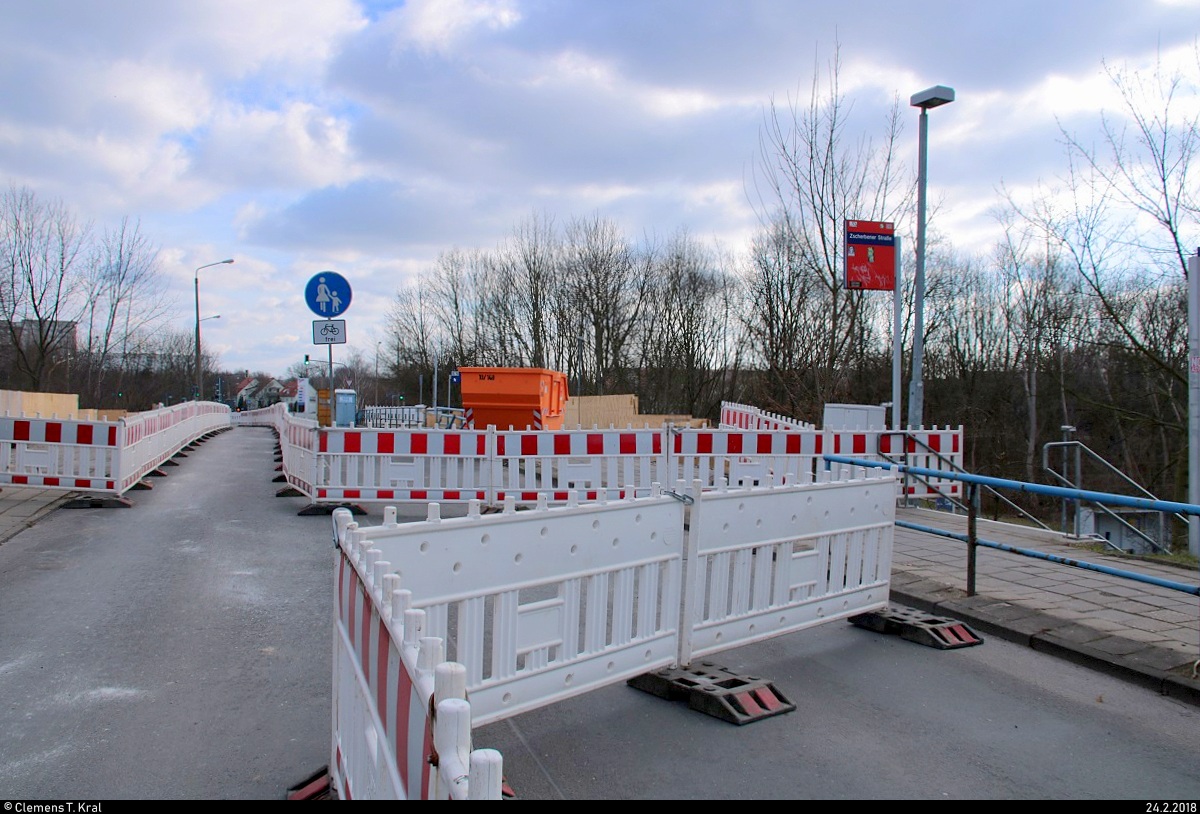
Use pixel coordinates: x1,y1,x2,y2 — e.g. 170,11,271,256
893,237,903,430
1188,250,1199,556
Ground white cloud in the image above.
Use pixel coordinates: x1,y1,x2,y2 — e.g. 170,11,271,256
386,0,521,54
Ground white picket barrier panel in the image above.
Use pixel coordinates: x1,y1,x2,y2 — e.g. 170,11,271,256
878,427,964,499
679,470,894,664
117,402,231,493
317,428,493,504
333,509,503,801
331,469,893,745
719,401,815,432
489,428,664,504
0,402,231,497
666,428,825,489
0,415,121,492
340,490,686,727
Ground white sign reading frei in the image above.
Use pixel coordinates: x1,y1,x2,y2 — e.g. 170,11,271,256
313,320,347,345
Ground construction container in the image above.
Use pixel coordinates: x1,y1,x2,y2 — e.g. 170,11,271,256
458,367,569,431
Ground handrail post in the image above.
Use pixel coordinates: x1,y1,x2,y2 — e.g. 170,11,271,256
967,481,979,597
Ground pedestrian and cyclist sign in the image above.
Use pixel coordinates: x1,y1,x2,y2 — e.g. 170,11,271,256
305,271,352,317
313,319,346,345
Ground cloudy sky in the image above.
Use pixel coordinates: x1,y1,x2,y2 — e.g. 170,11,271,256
1,0,1197,381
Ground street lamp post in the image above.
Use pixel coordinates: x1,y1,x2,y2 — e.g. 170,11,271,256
907,85,954,431
194,259,234,400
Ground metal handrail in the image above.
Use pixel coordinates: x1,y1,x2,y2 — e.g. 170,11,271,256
880,430,1051,531
1043,440,1175,555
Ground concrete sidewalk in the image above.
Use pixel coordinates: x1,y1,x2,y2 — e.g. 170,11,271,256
3,486,1198,707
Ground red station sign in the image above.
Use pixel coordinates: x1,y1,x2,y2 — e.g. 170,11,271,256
844,220,896,291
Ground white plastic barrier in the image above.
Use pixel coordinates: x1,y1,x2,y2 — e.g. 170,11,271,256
489,428,664,504
667,428,825,489
333,509,504,800
0,415,121,491
318,428,492,504
680,471,894,664
332,471,894,735
118,402,230,493
720,401,816,432
0,402,231,497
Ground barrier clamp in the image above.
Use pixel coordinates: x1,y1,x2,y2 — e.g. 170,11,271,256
627,662,795,725
849,606,983,650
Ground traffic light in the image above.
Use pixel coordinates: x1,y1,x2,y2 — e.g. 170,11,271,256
304,354,309,366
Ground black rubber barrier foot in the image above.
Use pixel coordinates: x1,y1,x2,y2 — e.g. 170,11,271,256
286,766,333,800
627,662,796,725
63,496,134,509
129,481,153,490
849,606,984,650
272,474,286,483
275,486,304,497
161,459,180,466
298,503,367,516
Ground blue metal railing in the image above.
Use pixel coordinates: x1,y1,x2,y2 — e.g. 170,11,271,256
823,454,1200,598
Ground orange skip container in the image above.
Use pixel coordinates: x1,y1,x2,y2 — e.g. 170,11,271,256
458,367,569,431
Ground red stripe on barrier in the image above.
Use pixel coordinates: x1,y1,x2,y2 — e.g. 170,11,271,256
853,434,866,454
320,433,328,453
814,434,823,454
654,434,662,454
553,491,569,501
880,435,891,454
105,481,113,490
45,477,59,486
929,434,941,453
412,434,427,454
619,434,635,454
586,491,597,501
554,434,571,455
758,433,772,454
345,432,361,454
378,490,394,499
77,424,93,445
786,434,800,454
727,434,742,454
496,436,506,456
411,490,427,499
755,688,786,711
14,421,29,441
318,489,327,498
521,435,537,456
376,622,390,725
697,433,712,454
46,423,62,443
444,490,460,500
734,690,764,716
13,475,27,484
586,434,603,455
345,490,360,499
108,426,117,446
953,434,960,453
445,434,461,455
378,433,394,454
833,435,841,454
359,583,370,679
521,492,538,501
477,435,487,455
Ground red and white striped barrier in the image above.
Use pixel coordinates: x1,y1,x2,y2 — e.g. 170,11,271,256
490,428,663,504
719,401,815,432
318,429,492,504
0,402,231,497
667,429,825,489
333,508,503,800
0,416,120,491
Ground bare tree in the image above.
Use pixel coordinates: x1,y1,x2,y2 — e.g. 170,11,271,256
0,185,90,390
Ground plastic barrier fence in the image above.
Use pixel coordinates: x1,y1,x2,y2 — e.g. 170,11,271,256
0,402,231,497
318,429,491,504
680,470,894,664
333,472,894,734
667,429,825,489
719,401,816,432
490,428,663,504
333,509,503,800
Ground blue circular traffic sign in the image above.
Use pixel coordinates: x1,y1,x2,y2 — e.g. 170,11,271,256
305,271,352,317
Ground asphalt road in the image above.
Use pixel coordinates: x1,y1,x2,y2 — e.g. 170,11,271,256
0,427,332,800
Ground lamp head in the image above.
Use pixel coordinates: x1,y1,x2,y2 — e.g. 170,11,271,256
911,85,955,110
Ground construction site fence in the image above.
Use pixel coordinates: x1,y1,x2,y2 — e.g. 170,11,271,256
0,401,231,497
236,403,960,507
331,466,894,798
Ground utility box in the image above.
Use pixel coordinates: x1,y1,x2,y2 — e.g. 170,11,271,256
334,389,357,428
823,403,887,430
459,367,569,431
